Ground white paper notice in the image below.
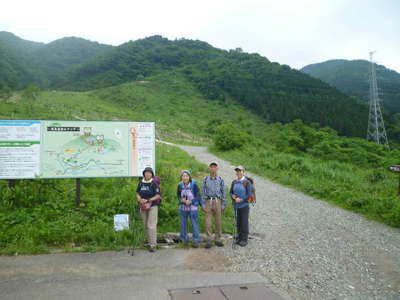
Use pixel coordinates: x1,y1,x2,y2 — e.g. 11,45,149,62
0,121,41,179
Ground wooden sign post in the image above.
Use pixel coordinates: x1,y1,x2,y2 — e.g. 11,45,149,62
388,165,400,196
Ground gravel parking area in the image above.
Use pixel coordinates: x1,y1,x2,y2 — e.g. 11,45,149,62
176,143,400,300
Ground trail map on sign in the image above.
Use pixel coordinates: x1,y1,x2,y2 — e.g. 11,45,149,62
0,120,155,179
41,121,130,178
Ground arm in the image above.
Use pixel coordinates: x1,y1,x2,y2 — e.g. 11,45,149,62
136,192,142,202
201,177,207,207
177,184,182,204
136,182,144,203
220,178,226,209
148,182,161,203
230,181,236,200
149,194,161,203
193,183,201,206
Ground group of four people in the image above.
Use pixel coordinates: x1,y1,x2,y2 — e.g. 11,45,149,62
135,162,253,252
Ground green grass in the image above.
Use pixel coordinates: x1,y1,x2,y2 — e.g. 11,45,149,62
0,142,233,255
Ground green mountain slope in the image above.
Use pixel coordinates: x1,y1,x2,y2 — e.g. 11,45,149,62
32,37,113,87
0,32,44,88
0,31,112,89
301,59,400,114
57,35,370,138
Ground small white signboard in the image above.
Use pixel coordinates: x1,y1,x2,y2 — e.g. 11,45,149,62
114,214,129,231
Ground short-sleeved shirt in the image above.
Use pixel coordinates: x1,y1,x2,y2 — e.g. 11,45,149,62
136,179,160,207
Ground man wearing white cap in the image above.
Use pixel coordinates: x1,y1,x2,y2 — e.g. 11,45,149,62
230,165,252,247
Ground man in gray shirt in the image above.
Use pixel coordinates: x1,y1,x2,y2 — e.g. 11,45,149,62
201,162,226,248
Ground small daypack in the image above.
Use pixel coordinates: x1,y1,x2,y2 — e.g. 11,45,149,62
245,176,256,205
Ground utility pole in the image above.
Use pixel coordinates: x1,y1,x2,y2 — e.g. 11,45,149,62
366,51,389,148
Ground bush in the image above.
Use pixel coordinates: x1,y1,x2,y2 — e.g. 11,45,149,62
214,122,249,151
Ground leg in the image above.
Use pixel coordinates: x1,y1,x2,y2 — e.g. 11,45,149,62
140,209,149,244
241,205,249,242
179,210,188,243
147,206,158,247
190,210,200,243
214,199,222,243
204,199,213,242
236,206,242,242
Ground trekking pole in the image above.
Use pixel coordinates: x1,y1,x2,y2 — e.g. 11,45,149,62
184,195,190,249
128,200,136,256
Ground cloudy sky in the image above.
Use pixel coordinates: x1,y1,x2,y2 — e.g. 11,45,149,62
1,0,399,72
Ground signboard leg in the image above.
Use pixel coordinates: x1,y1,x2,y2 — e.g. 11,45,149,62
76,178,81,208
8,179,16,189
398,175,400,196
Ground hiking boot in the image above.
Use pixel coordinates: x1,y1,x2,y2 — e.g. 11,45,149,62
215,240,224,247
205,241,212,249
238,240,247,247
192,242,199,248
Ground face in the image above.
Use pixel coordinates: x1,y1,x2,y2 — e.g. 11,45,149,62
182,173,190,183
144,171,153,180
235,169,243,178
209,165,218,174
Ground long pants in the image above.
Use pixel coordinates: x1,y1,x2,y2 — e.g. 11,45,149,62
205,198,222,242
179,210,200,243
140,205,158,247
235,205,249,242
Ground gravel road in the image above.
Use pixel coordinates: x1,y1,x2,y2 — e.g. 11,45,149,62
174,143,400,300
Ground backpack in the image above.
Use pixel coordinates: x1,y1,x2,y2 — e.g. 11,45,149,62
153,176,161,205
245,176,256,206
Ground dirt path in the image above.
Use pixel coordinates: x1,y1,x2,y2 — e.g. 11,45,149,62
173,143,400,300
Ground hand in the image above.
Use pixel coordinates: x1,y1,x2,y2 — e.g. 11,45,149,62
186,200,191,206
140,198,147,204
235,198,241,203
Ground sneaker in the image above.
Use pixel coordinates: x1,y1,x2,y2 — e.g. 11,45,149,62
149,246,156,252
238,240,247,247
215,240,224,247
205,241,212,249
192,242,199,248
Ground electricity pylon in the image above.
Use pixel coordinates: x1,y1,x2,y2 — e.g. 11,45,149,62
366,51,389,148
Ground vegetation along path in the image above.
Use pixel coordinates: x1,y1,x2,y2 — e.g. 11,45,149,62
171,142,400,300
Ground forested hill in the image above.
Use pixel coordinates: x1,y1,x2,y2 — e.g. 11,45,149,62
0,31,112,89
301,59,400,115
56,35,369,137
1,33,370,137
